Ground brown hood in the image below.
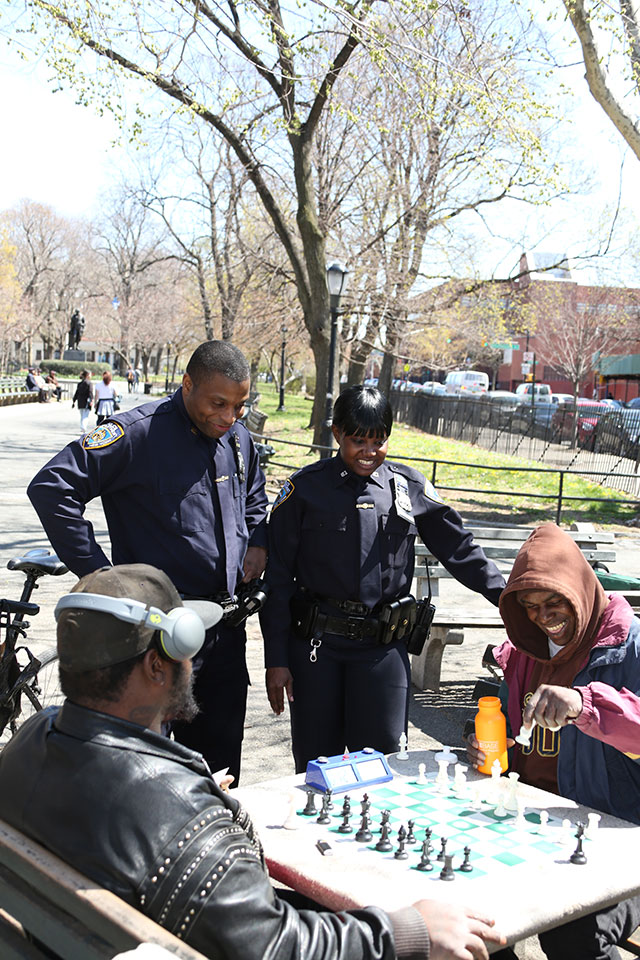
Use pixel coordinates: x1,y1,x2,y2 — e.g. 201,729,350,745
499,523,608,670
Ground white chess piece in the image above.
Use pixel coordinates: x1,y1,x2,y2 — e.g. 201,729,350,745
538,810,549,836
434,746,457,792
283,791,299,830
471,785,483,810
416,762,427,785
489,758,502,804
494,789,508,818
515,718,536,746
585,812,601,840
454,764,468,798
397,732,409,760
504,771,520,812
561,818,574,847
515,796,526,828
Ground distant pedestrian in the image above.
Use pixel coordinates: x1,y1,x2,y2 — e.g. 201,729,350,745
72,370,93,434
134,368,141,393
94,371,117,424
45,370,62,402
126,367,135,393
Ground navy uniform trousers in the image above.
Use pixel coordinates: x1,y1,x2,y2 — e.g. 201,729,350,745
288,631,410,773
173,622,249,783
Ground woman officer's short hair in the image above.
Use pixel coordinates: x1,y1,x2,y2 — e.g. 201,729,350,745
332,385,393,438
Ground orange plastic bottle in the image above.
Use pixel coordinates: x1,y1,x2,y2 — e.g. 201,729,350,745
474,696,508,775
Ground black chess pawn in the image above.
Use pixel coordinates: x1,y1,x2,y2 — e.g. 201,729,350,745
375,822,393,852
338,811,353,833
437,837,448,862
570,823,587,865
316,796,331,825
341,795,351,817
379,809,391,833
406,820,416,844
439,854,455,881
324,788,334,810
356,814,372,843
416,837,433,872
302,790,317,816
394,826,408,860
459,846,473,873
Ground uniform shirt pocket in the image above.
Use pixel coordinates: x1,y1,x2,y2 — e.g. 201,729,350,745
302,511,348,535
381,513,417,569
157,477,210,533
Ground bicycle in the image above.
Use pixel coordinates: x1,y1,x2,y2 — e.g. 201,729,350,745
0,548,68,745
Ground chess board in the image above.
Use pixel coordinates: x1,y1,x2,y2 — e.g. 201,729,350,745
298,774,582,881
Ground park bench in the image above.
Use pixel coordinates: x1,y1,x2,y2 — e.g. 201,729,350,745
242,400,275,468
410,525,619,692
0,818,206,960
0,377,39,407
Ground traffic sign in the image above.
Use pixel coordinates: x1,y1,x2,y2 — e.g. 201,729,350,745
521,363,531,375
523,351,534,363
490,342,520,350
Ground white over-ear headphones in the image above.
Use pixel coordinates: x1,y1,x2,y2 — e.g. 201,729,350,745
55,593,209,661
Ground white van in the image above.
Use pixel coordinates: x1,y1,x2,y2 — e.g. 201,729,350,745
444,370,489,396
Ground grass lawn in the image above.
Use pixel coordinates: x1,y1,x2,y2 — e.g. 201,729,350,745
256,385,640,530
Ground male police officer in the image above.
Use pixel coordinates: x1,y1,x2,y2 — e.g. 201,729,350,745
27,340,268,783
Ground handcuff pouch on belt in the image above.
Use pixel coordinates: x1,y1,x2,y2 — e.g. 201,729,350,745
405,563,436,656
291,592,419,646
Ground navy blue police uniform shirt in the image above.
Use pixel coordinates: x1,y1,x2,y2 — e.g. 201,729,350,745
27,389,268,597
261,454,505,667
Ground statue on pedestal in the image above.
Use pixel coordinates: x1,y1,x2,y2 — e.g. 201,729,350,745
69,309,85,350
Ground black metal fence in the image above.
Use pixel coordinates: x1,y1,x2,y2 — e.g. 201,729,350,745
391,393,640,501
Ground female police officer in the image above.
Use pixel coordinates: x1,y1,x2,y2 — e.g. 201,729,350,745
260,385,505,772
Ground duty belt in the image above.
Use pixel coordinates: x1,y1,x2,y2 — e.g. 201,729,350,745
316,612,380,641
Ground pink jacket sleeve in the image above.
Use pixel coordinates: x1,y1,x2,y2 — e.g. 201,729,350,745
574,682,640,757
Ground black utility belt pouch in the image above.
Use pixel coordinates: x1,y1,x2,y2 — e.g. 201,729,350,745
378,596,417,645
290,593,319,641
405,597,436,656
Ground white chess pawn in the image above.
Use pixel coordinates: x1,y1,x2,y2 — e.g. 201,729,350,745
538,810,549,836
283,791,300,830
561,818,574,847
471,785,483,810
586,812,601,840
494,790,508,818
515,796,527,829
416,762,427,785
454,764,468,798
397,732,409,760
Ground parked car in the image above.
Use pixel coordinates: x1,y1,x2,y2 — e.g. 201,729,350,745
511,401,558,438
418,381,446,396
593,408,640,459
477,390,520,427
625,397,640,410
551,393,574,406
600,398,624,409
515,383,553,401
552,399,611,448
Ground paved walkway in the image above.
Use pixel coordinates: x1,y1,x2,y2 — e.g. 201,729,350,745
2,394,639,957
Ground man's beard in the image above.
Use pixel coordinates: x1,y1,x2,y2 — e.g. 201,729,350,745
166,660,200,723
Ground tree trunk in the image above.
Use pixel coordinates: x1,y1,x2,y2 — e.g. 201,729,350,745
347,338,370,386
378,349,396,397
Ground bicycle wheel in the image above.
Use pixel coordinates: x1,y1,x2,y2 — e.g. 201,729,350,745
0,647,62,746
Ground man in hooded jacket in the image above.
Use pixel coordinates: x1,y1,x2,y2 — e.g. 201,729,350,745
467,523,640,960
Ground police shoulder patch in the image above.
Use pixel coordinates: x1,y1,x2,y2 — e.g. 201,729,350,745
272,478,295,511
423,478,444,504
82,422,125,450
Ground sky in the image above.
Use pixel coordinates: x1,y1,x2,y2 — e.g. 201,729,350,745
1,20,640,285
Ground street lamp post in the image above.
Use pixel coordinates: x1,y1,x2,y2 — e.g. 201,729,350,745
277,323,287,412
321,261,349,456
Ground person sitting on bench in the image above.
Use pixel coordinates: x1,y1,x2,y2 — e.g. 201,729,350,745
466,523,640,960
0,563,504,960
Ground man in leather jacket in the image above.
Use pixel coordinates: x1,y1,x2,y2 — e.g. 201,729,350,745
0,564,504,960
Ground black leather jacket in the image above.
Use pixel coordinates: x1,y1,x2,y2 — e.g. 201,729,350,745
0,703,428,959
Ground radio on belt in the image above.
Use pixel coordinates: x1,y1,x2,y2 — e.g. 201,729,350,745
305,747,393,793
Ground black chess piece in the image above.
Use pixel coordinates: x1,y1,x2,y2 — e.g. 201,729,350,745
342,795,351,817
416,837,433,872
459,846,473,873
302,790,317,816
437,837,448,862
356,814,372,843
379,809,391,833
316,796,331,825
360,793,370,816
338,811,353,834
570,823,587,865
394,826,408,860
375,822,393,852
439,854,455,881
406,820,416,844
325,789,334,810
